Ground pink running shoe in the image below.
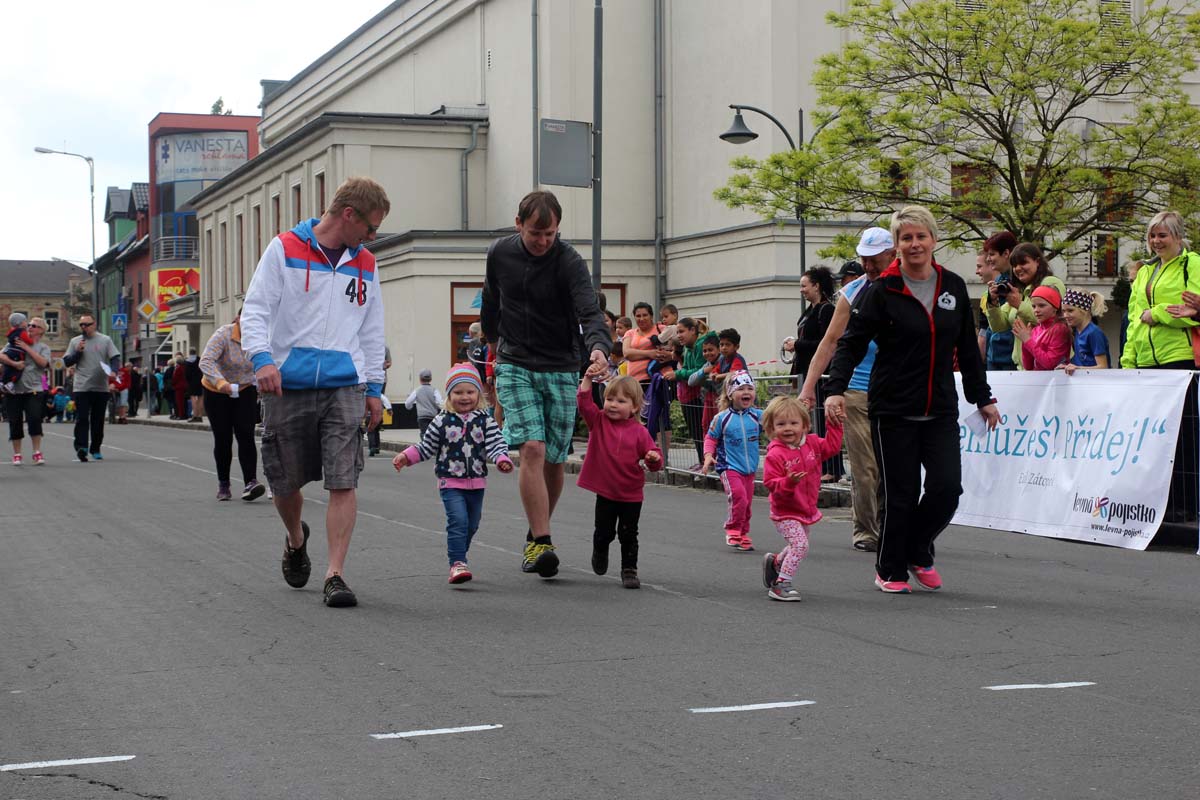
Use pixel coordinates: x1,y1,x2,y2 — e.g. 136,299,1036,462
448,561,473,584
910,565,942,591
737,536,755,552
874,574,911,594
725,532,742,548
11,454,22,466
32,452,44,465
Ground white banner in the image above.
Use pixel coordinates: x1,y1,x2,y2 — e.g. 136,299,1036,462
954,370,1192,550
155,131,249,183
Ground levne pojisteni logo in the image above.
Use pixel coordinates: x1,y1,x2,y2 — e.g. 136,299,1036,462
1072,493,1157,525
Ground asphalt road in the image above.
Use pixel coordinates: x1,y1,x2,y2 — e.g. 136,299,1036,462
2,423,1198,800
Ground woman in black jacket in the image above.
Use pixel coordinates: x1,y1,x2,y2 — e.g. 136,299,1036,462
825,206,999,594
789,266,842,480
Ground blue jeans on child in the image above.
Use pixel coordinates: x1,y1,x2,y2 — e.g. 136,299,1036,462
441,487,484,564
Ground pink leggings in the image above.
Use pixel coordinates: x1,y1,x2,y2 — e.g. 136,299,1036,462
720,470,755,536
772,519,810,580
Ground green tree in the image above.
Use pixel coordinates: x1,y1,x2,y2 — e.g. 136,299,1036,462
210,97,233,115
716,0,1200,259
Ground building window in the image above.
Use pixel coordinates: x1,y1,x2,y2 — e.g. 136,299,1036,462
272,195,280,235
1092,234,1119,278
292,184,302,227
950,163,995,218
252,205,262,259
316,173,326,216
204,228,214,302
43,311,59,334
219,222,229,300
235,214,245,294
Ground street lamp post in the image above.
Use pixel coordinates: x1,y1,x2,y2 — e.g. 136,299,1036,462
34,147,98,316
719,104,806,278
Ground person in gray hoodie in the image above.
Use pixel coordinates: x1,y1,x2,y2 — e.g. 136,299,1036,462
405,369,443,438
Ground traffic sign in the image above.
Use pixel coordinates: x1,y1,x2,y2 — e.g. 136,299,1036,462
112,313,128,332
137,299,157,319
141,323,156,338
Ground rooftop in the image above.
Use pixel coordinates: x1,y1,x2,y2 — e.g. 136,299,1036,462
0,259,92,295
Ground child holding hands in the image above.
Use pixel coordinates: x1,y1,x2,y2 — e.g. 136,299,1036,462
760,396,843,601
393,364,513,585
577,373,663,588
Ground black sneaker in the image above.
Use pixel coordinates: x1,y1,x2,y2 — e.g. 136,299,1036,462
762,552,779,589
621,568,641,589
282,521,311,588
323,575,357,607
521,540,559,577
591,537,609,575
77,448,88,463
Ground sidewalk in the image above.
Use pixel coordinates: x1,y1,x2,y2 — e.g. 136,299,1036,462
128,413,851,507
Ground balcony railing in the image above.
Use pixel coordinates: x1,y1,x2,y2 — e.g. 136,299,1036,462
152,236,198,262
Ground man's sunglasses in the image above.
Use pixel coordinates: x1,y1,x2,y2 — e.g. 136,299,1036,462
80,322,95,327
352,207,379,235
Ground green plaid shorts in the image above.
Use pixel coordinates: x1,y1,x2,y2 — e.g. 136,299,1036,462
494,362,577,464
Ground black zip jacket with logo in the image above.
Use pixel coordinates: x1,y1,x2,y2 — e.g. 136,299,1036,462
826,260,994,417
480,234,611,373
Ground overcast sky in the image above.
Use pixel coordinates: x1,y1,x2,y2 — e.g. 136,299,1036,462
5,0,391,263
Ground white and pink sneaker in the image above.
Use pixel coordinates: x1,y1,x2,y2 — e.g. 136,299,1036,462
875,574,912,594
448,561,473,584
11,454,22,466
32,452,44,465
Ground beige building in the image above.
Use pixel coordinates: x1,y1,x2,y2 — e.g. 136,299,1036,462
192,0,1149,392
0,259,94,386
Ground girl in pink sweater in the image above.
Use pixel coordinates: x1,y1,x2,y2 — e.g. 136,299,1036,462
760,396,843,601
577,374,663,589
1014,285,1072,370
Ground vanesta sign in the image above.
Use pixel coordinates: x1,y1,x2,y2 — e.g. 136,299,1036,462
155,132,249,183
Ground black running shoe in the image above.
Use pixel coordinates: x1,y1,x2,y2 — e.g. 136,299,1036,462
522,540,559,577
323,575,357,607
282,521,311,588
591,537,609,576
77,448,88,463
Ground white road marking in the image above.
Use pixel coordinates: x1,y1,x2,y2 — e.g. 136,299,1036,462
950,605,998,611
1,755,136,771
983,682,1096,691
371,724,503,739
689,700,816,714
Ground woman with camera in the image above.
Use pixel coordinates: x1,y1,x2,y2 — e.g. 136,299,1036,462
985,240,1065,370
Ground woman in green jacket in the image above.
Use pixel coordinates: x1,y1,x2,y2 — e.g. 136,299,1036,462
1123,210,1200,369
1125,210,1200,521
985,242,1066,369
664,318,716,467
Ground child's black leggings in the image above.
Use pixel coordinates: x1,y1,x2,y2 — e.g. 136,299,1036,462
594,495,642,569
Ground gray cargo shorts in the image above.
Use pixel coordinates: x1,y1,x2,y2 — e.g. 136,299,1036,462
261,384,366,496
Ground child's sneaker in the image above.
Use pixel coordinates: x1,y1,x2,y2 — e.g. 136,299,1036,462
767,579,801,601
737,536,754,552
620,568,640,589
762,552,779,588
591,538,609,575
32,452,44,465
449,561,473,584
725,532,742,548
874,574,912,594
11,454,22,466
910,564,942,591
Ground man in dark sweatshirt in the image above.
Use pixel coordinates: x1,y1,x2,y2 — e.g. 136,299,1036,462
481,190,611,579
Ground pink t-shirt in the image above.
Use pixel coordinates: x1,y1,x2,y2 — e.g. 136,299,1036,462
622,326,660,382
762,426,844,524
576,386,663,502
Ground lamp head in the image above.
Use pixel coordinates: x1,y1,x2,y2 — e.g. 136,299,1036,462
34,147,54,154
720,111,758,145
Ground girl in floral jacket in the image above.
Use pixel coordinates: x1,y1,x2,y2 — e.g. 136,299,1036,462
393,364,513,585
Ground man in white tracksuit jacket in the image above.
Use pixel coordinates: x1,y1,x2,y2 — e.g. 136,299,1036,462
241,176,389,608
